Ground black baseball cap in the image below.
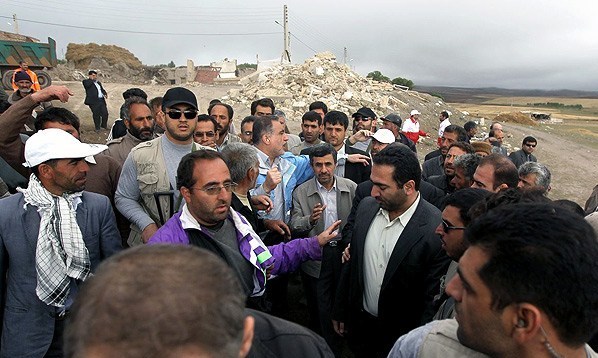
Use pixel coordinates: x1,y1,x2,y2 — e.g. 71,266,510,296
162,87,198,110
351,107,377,119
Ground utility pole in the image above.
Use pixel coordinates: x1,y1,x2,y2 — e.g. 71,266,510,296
281,5,291,63
343,47,348,65
12,14,19,34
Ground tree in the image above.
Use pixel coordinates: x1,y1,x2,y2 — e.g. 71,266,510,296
367,70,391,83
392,77,414,90
167,61,176,68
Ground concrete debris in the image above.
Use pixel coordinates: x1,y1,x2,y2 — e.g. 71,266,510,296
226,52,465,131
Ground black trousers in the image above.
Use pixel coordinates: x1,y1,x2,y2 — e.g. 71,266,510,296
44,316,66,358
88,99,109,130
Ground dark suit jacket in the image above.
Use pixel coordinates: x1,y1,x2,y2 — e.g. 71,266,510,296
341,180,446,248
82,78,107,105
508,149,536,169
333,196,449,351
300,145,371,185
0,192,122,357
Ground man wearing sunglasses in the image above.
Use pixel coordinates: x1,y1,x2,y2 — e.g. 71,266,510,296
193,114,219,149
346,107,377,153
432,188,490,320
508,136,538,169
116,87,212,246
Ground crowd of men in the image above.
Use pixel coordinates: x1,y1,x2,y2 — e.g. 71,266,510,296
0,79,596,358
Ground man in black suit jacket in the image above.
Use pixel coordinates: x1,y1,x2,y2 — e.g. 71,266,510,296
82,70,109,131
332,145,450,358
508,135,537,168
301,110,371,184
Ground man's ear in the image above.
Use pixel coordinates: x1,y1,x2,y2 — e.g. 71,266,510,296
123,119,131,130
403,179,416,195
180,186,192,205
495,183,509,192
37,163,54,180
510,303,542,344
238,316,254,358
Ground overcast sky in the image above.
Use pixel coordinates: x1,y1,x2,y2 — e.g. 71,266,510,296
2,0,598,90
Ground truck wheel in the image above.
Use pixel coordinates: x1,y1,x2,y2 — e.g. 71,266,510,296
1,70,14,91
35,70,52,88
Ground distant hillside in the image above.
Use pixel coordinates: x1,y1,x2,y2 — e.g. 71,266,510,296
415,86,598,103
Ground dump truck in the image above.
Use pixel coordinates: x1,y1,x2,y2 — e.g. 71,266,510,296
0,37,57,90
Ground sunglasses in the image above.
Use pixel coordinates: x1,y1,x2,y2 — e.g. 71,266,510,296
354,117,371,122
194,131,215,138
167,109,198,120
442,219,466,233
524,143,537,148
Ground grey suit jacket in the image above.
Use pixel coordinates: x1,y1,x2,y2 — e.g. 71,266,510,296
0,192,122,357
290,176,357,277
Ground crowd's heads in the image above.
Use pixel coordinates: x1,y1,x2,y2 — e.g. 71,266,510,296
436,188,489,260
440,125,468,156
444,142,475,177
451,153,480,190
252,115,287,157
521,135,537,155
380,114,402,136
88,70,97,79
488,129,504,145
309,143,337,188
194,114,219,148
208,102,234,136
323,111,349,149
518,162,551,194
308,101,328,119
448,203,598,355
161,87,199,143
64,245,253,358
14,71,33,93
221,142,259,185
301,111,323,144
122,88,148,100
122,96,154,141
19,60,29,70
250,98,275,116
239,116,256,144
463,121,478,137
470,141,492,157
471,154,518,192
371,129,395,156
410,109,421,118
24,129,107,194
351,107,376,131
372,143,421,191
148,96,165,132
34,107,81,139
440,110,450,120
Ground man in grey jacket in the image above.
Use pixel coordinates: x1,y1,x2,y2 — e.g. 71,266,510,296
0,128,121,357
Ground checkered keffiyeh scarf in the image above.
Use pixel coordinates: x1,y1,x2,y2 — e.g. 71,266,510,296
17,174,91,307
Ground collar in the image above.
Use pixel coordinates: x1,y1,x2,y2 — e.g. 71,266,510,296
315,176,336,192
337,144,346,156
256,147,279,168
410,117,418,123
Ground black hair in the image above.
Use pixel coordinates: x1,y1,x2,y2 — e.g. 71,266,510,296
196,114,218,132
34,107,81,133
443,124,468,142
308,101,328,114
448,141,475,154
122,88,147,100
323,110,349,130
466,203,598,346
479,154,519,190
208,102,234,120
442,188,490,225
552,199,585,217
176,150,224,190
302,110,322,126
464,121,477,132
522,135,537,145
308,143,337,165
240,115,256,129
250,98,275,115
372,143,421,190
251,115,278,145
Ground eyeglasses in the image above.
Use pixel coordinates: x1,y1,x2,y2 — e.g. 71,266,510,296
191,182,237,195
194,131,215,138
354,117,371,122
442,219,466,233
166,109,198,120
524,143,536,148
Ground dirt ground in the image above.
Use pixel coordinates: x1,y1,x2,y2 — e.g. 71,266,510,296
53,80,597,206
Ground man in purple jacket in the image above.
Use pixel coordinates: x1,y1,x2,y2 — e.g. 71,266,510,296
149,149,340,298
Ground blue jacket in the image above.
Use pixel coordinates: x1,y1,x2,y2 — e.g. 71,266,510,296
253,151,314,222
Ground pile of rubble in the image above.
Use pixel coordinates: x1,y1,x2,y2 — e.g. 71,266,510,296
223,52,462,124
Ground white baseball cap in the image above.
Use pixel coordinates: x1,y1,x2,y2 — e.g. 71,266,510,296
23,128,108,167
410,110,421,116
372,129,395,144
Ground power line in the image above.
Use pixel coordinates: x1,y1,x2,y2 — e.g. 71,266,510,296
0,15,281,36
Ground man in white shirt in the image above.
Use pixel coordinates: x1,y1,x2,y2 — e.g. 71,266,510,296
332,144,450,358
